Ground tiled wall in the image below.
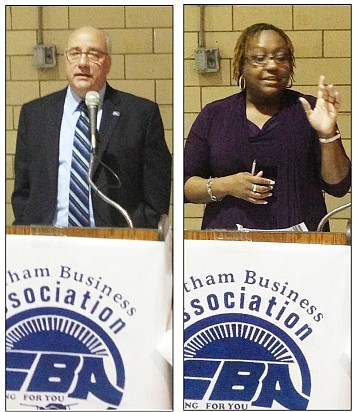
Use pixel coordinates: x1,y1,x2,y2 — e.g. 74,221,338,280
6,5,173,225
184,4,351,233
5,5,352,233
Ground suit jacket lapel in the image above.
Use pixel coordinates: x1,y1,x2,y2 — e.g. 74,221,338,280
93,84,122,174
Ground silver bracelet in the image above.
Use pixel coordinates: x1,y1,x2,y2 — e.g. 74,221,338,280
207,177,222,202
319,133,341,144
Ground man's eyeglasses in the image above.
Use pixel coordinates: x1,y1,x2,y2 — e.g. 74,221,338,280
65,49,108,63
245,53,290,67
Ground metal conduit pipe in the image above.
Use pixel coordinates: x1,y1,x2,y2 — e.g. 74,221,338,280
199,5,205,48
37,6,43,45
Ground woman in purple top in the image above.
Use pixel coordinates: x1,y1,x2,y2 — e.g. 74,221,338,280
184,23,351,231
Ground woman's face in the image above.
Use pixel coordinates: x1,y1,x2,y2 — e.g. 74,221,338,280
242,30,291,102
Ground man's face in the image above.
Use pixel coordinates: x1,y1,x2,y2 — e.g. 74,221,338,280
65,27,112,98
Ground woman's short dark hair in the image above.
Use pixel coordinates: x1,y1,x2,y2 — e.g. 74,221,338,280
232,23,295,85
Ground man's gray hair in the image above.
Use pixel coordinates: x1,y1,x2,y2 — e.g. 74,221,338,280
102,29,112,56
66,26,112,56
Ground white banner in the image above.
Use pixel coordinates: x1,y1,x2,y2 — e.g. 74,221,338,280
6,234,172,411
184,240,351,410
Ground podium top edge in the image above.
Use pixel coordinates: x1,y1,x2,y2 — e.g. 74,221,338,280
184,230,348,245
6,226,161,241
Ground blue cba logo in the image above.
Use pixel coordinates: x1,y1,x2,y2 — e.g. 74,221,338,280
6,307,125,410
184,313,311,410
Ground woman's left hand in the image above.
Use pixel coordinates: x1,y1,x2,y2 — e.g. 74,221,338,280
299,75,340,138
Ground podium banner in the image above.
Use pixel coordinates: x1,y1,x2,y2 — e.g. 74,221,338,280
6,234,172,410
184,240,351,410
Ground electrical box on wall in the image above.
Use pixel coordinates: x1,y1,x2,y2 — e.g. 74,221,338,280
33,45,57,69
195,47,220,73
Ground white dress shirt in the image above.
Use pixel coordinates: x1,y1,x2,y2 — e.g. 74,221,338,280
53,84,106,227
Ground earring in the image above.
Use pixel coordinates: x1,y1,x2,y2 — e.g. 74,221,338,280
286,77,293,89
239,75,246,90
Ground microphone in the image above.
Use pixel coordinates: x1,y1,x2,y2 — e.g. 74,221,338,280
85,91,100,154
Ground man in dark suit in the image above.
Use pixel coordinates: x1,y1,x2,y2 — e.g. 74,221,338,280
11,26,171,228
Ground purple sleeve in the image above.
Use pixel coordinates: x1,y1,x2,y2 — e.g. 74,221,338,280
184,107,212,185
304,94,351,197
320,165,351,197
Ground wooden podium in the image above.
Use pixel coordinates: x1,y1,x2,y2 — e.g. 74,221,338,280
184,229,348,245
184,229,350,410
6,214,170,241
6,218,172,410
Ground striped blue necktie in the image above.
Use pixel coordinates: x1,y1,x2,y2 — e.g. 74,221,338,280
68,101,91,227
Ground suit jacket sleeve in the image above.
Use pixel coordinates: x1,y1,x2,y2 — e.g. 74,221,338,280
11,106,30,224
140,102,171,228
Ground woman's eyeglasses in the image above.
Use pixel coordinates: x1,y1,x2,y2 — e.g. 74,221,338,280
245,53,290,67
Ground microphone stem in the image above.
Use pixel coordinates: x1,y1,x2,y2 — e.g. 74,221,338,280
88,156,134,228
91,133,97,155
317,202,351,232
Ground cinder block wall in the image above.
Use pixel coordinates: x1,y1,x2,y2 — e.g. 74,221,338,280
184,4,351,233
6,5,173,225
